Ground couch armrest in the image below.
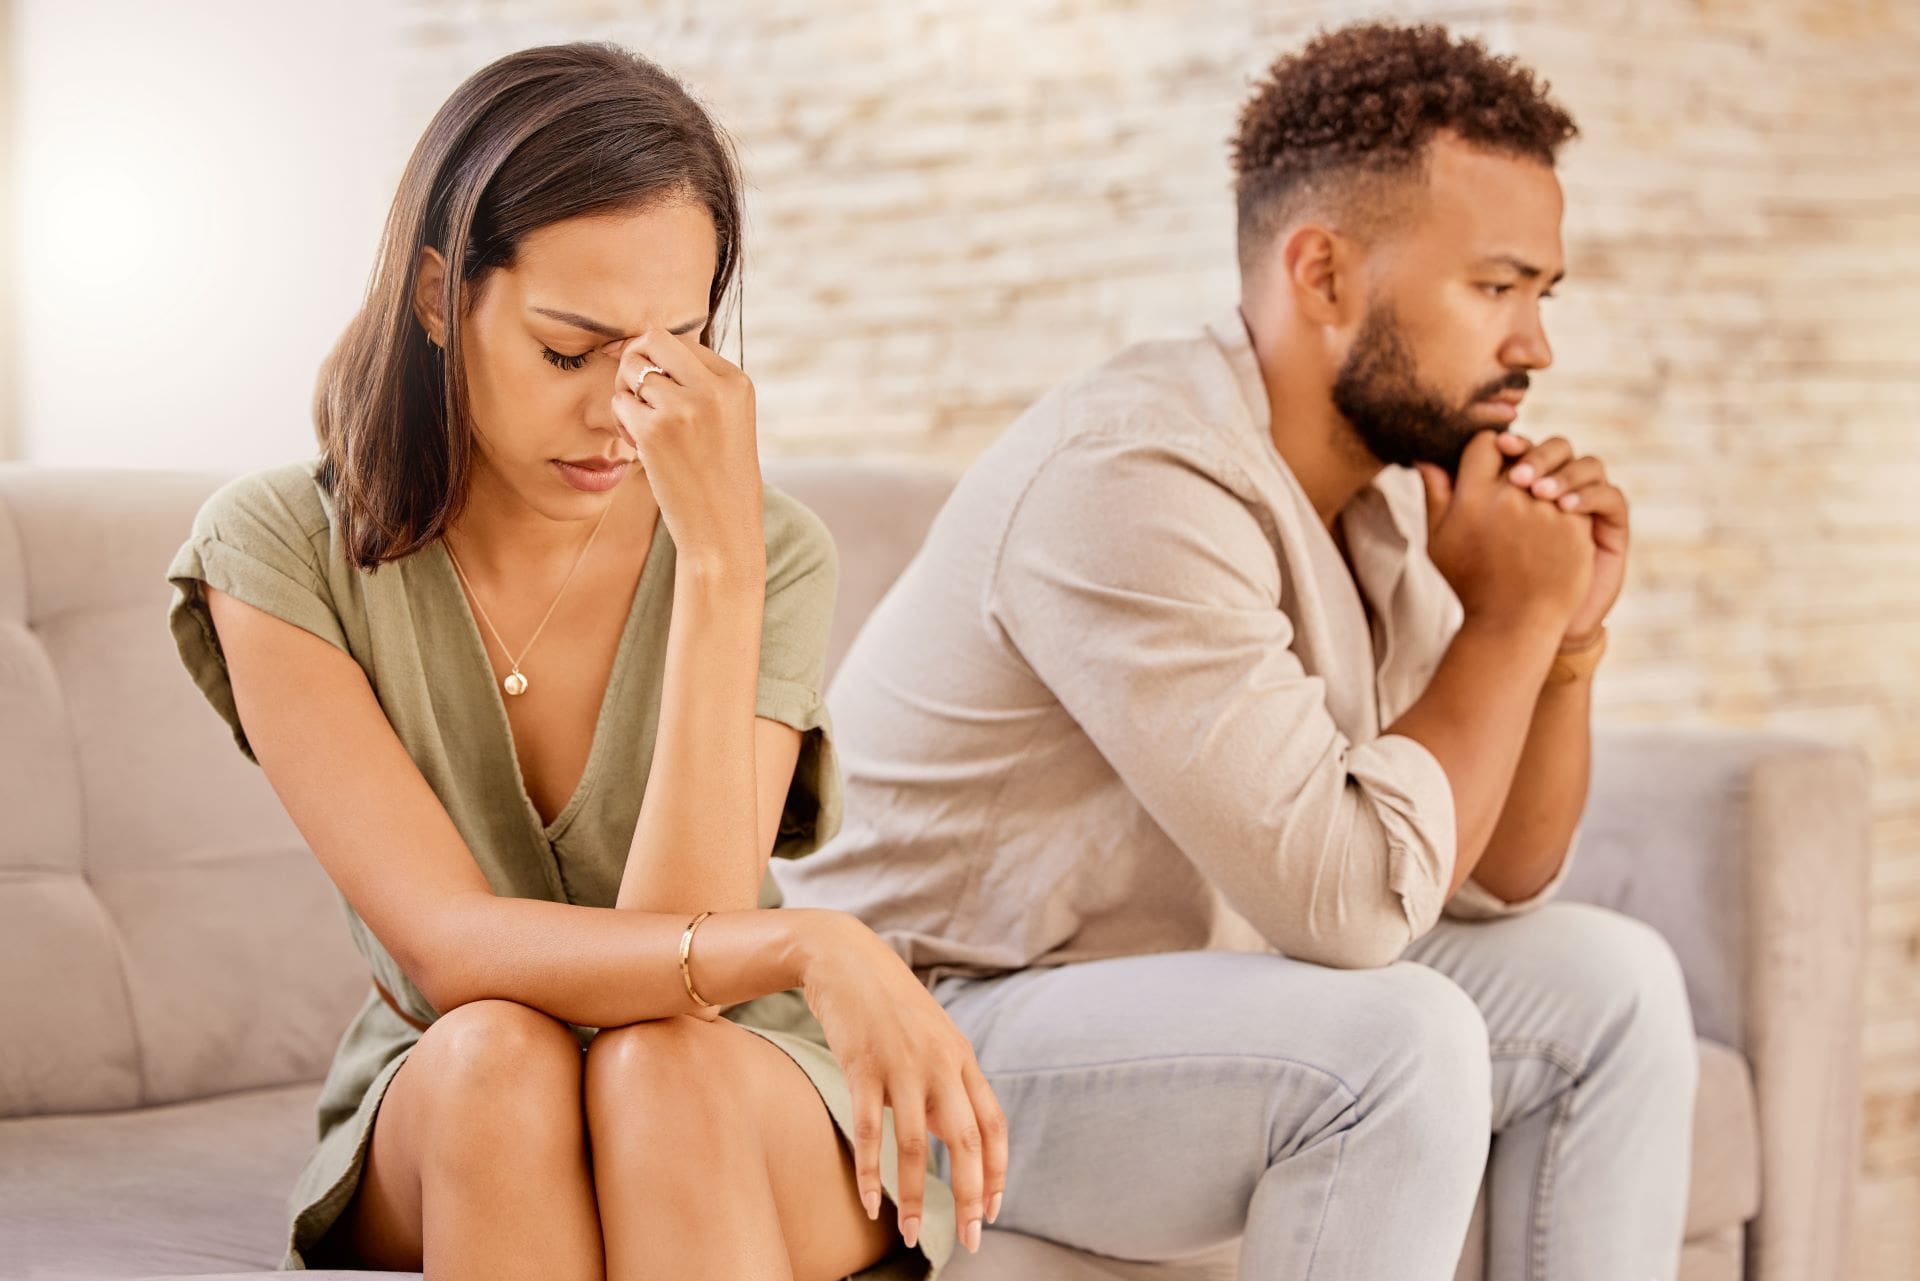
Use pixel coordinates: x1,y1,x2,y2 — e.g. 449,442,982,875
1567,725,1870,1281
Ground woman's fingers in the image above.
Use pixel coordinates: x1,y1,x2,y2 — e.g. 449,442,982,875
889,1081,930,1251
962,1056,1009,1225
852,1075,887,1221
620,326,705,389
847,1068,886,1224
684,334,738,377
931,1079,987,1253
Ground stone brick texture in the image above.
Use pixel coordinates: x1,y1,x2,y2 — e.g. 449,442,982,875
399,0,1919,1267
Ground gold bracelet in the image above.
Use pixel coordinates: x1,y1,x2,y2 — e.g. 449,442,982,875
679,910,717,1009
1546,627,1608,686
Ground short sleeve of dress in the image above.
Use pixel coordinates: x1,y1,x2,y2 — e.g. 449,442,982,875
756,487,842,861
165,464,349,765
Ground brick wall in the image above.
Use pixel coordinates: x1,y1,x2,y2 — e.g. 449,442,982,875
397,0,1919,1269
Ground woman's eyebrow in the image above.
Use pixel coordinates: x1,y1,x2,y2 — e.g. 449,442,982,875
530,306,708,338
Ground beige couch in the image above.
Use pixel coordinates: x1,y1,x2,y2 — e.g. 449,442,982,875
0,460,1870,1281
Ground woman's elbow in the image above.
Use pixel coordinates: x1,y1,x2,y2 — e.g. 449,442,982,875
391,893,494,1015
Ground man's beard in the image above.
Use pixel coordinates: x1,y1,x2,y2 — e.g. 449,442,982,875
1330,304,1524,477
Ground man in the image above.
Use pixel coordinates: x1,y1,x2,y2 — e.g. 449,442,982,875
778,22,1697,1280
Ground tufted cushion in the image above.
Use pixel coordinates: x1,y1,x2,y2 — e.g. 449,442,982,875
0,468,367,1118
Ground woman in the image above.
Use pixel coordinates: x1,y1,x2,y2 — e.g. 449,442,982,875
166,43,1003,1280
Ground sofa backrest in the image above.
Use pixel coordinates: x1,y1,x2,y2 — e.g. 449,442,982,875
0,460,956,1119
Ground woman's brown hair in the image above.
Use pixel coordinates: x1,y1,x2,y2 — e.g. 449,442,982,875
314,42,744,569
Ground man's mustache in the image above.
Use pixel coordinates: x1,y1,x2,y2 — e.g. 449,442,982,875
1472,371,1532,401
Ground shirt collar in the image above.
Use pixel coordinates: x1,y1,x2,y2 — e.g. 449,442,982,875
1204,305,1418,556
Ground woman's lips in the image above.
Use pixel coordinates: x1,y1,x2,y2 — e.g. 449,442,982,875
553,458,632,493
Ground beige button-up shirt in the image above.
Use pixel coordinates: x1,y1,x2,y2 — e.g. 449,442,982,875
776,309,1567,981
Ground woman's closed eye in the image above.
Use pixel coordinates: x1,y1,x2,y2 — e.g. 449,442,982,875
540,345,592,371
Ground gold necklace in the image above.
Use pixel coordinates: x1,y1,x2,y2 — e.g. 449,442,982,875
444,501,614,697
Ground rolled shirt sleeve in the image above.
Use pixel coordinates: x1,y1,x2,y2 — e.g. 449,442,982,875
754,489,844,864
988,433,1458,969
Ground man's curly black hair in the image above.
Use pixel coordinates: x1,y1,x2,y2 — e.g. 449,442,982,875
1231,22,1578,268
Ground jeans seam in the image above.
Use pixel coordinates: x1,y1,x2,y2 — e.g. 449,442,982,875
1527,1089,1576,1281
1488,1035,1586,1281
1301,1127,1348,1279
982,1050,1362,1102
1489,1036,1586,1080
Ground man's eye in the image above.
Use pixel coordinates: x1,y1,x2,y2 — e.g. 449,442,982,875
540,346,591,371
1482,283,1514,297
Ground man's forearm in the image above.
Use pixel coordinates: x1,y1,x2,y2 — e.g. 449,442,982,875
1387,611,1563,895
1466,663,1592,903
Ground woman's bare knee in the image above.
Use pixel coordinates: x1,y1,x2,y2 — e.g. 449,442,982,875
409,1000,585,1164
339,999,589,1268
584,1016,766,1154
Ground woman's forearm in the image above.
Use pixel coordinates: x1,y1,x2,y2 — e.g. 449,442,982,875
422,894,829,1027
617,554,768,914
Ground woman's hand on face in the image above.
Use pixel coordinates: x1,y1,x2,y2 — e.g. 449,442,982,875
612,329,764,574
795,910,1008,1256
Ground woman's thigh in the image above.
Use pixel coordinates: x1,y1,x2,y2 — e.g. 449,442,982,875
585,1012,898,1280
330,999,596,1272
736,1026,901,1278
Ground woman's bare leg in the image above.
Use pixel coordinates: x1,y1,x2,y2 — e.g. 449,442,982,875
336,999,604,1280
586,1014,898,1281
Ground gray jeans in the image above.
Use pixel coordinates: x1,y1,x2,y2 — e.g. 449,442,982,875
931,902,1697,1281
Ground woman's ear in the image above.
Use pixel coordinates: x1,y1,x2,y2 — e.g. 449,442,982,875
410,245,451,349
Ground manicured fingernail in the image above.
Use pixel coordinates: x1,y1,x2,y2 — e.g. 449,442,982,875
862,1190,880,1221
901,1216,921,1250
989,1192,1003,1224
1535,478,1558,497
1560,493,1580,509
964,1218,983,1252
1511,464,1535,484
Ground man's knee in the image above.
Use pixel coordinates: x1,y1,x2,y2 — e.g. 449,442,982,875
1271,962,1491,1164
1361,962,1493,1108
1537,905,1697,1086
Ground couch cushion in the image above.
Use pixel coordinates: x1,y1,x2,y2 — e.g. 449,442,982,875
760,458,955,684
1689,1038,1762,1234
0,468,370,1119
0,1083,318,1278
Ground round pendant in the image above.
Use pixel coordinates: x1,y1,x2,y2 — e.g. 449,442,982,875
503,671,529,696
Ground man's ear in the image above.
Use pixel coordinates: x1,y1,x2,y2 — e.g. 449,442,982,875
411,245,451,349
1280,223,1361,328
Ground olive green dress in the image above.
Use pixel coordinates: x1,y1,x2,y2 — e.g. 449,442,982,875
165,460,955,1277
